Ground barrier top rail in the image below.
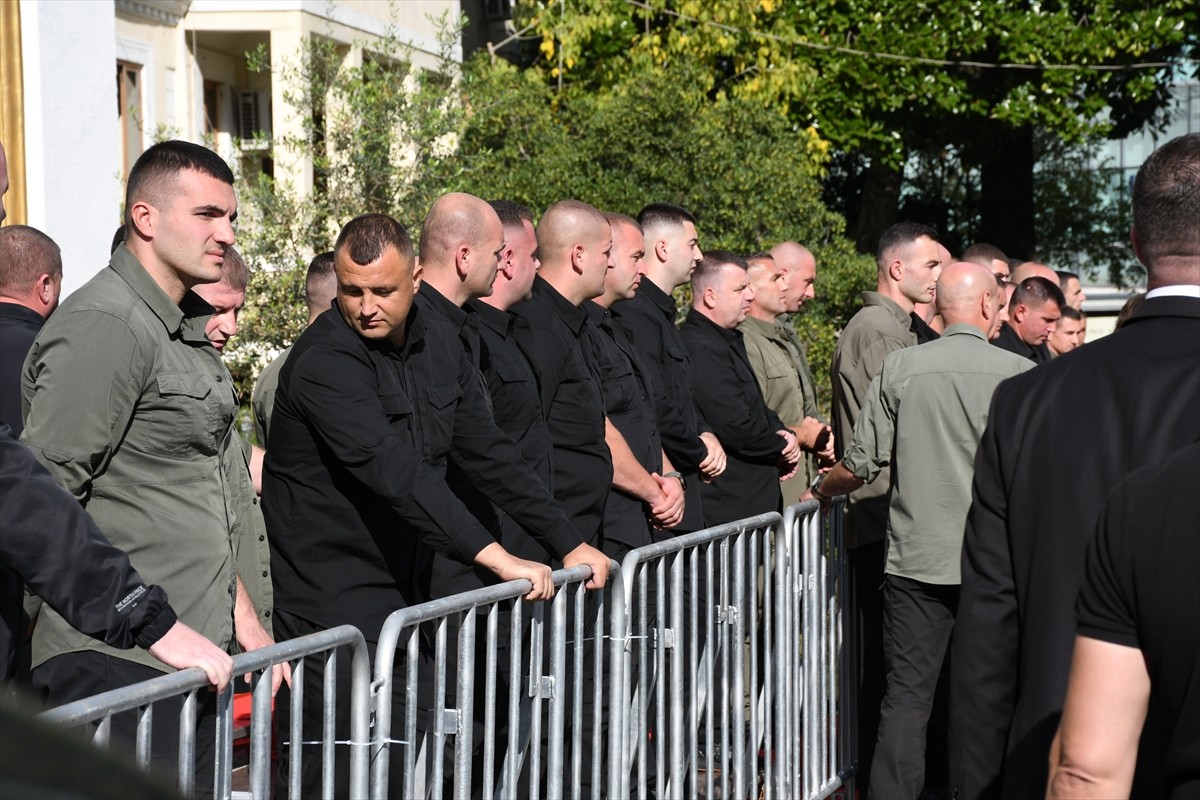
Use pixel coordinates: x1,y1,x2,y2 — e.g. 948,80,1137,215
38,624,368,726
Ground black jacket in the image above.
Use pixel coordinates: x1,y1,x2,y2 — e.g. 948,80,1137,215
0,302,45,436
680,309,786,525
951,296,1200,799
0,423,175,680
991,321,1050,364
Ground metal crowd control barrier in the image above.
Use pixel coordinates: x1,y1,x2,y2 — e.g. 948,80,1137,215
40,503,852,800
370,563,625,800
38,624,371,800
780,497,855,800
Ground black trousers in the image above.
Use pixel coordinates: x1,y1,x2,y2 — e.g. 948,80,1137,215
33,650,219,797
869,575,959,800
850,539,886,793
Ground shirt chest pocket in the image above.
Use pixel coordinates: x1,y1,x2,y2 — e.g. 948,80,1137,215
420,382,462,465
138,370,226,458
599,358,637,416
665,343,692,395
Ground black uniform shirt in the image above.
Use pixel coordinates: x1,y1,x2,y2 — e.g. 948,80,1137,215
613,280,709,472
0,303,44,437
584,301,661,550
263,301,580,641
511,276,612,546
680,308,786,526
992,321,1050,364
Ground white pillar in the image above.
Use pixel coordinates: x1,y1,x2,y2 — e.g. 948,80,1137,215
20,0,121,296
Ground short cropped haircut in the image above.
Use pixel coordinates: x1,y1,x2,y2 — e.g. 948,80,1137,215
1012,276,1065,311
604,212,642,234
877,222,940,270
488,200,534,230
1131,133,1200,263
335,214,414,265
962,242,1008,267
745,251,774,262
637,202,696,231
220,246,249,292
305,251,336,313
692,250,748,295
0,225,62,294
1058,305,1082,322
1055,270,1080,285
125,140,234,227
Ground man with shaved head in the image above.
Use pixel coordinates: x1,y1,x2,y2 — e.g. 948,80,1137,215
682,251,801,524
739,250,832,504
806,262,1031,799
416,192,609,599
963,242,1011,285
510,200,615,555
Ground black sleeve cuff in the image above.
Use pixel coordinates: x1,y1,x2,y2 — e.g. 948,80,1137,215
133,590,178,650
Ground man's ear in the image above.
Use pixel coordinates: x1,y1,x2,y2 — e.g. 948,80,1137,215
1130,225,1148,269
888,259,904,282
980,291,994,321
1011,303,1027,324
654,239,669,264
571,243,586,274
128,200,154,239
455,245,471,281
411,259,424,289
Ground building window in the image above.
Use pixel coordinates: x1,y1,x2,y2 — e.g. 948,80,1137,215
484,0,512,21
204,79,222,135
116,61,143,178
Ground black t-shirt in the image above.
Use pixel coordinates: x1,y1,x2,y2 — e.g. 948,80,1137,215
1076,441,1200,799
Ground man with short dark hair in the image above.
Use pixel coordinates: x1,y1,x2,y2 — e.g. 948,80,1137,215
251,251,336,444
963,242,1011,284
992,276,1064,364
830,220,942,793
20,140,280,786
682,251,800,524
264,211,557,798
615,203,726,530
0,225,62,436
1046,305,1084,357
192,244,248,351
952,132,1200,799
1055,270,1086,311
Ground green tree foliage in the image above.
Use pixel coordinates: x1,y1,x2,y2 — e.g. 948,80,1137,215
227,29,872,414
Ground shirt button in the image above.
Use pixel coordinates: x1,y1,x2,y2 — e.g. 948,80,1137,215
258,534,265,542
262,570,268,578
265,610,271,618
252,497,258,505
217,375,224,382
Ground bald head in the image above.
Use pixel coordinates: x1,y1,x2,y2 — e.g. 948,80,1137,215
418,192,505,304
770,241,816,312
536,200,612,304
1012,262,1060,286
936,261,1004,337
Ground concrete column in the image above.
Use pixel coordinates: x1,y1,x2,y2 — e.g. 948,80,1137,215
19,0,120,295
269,25,310,198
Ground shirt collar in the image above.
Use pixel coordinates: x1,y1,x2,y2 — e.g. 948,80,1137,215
861,291,914,330
940,322,988,342
417,282,468,332
686,306,741,343
583,300,612,327
738,315,783,339
1144,285,1200,300
465,298,514,338
636,278,677,316
532,275,588,335
109,243,212,342
0,301,47,326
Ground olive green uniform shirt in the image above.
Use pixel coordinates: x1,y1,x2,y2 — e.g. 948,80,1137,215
21,245,249,673
841,324,1032,584
233,436,272,633
251,345,290,446
830,292,917,549
738,315,821,503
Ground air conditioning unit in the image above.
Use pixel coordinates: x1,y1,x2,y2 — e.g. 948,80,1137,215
237,90,272,149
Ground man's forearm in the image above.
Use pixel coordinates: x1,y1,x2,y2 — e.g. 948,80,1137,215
606,418,661,504
815,461,864,498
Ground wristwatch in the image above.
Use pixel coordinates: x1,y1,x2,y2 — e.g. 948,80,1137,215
809,473,828,501
663,470,687,493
